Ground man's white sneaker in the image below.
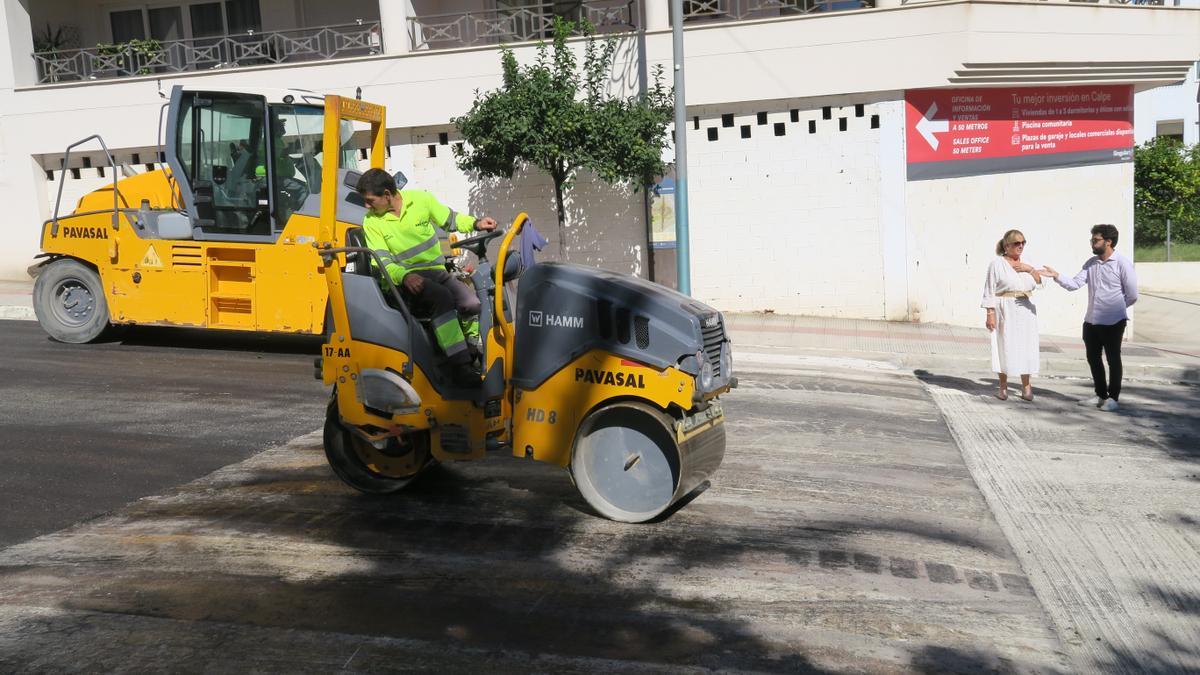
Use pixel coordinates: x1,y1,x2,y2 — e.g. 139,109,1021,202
1099,398,1120,412
1078,396,1102,407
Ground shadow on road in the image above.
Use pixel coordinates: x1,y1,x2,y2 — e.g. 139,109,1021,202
0,365,1069,671
1,452,836,672
90,325,323,355
913,369,1077,404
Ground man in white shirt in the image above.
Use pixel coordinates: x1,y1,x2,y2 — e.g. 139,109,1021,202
1043,224,1138,412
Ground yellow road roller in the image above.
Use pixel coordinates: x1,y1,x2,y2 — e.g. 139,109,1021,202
315,96,736,522
30,86,367,342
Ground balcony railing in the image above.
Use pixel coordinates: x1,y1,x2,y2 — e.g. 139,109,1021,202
682,0,873,19
33,22,381,84
409,1,637,51
684,0,1180,19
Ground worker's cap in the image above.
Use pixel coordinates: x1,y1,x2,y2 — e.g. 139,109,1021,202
255,165,266,178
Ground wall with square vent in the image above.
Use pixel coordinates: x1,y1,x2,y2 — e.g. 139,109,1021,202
684,93,894,317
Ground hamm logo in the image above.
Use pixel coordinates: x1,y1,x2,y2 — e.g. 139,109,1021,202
528,311,584,328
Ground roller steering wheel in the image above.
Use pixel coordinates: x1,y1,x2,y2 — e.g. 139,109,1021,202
453,228,506,260
279,177,309,210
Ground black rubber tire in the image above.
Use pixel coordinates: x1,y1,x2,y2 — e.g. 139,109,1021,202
32,258,111,343
322,396,431,494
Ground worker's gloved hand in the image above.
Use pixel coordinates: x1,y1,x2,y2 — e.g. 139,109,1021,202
402,273,424,294
475,217,498,231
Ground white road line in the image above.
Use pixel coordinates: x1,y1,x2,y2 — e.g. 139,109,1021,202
925,384,1200,674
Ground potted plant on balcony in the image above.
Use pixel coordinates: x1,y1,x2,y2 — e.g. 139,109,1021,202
93,38,164,77
34,23,76,83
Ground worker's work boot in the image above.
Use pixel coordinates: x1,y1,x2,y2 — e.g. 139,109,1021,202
451,363,482,388
446,352,481,388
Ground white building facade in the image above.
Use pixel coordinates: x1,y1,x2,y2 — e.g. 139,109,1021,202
1134,60,1199,145
2,0,1199,336
1133,0,1200,145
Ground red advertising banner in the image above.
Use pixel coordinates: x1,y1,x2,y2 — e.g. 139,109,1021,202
905,85,1134,180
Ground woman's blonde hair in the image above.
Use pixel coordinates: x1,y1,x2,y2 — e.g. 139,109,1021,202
995,229,1025,256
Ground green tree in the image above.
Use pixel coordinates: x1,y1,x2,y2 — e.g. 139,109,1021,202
1133,136,1200,245
452,18,673,256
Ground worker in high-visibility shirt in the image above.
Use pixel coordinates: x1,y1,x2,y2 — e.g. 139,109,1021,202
356,168,497,384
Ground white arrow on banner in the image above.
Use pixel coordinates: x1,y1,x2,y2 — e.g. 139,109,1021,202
916,102,949,150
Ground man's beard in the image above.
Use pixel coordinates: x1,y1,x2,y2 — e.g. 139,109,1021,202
1092,243,1105,255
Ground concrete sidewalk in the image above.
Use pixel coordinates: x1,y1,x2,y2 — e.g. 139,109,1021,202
0,281,32,321
726,310,1200,384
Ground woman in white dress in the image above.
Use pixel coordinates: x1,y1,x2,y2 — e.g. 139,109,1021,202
981,229,1042,401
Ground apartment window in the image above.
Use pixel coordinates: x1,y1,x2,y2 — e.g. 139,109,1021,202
109,1,261,44
1156,120,1185,143
496,1,586,39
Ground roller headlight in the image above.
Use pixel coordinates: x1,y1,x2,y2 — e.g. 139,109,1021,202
699,359,714,390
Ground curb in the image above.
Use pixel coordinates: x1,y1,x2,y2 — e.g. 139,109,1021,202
0,306,35,321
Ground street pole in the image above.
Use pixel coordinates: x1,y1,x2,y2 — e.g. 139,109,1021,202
671,0,691,295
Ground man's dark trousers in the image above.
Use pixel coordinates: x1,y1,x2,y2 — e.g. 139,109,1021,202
403,269,480,366
1083,319,1127,401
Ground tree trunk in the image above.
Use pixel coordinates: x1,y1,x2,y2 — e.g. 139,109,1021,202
553,173,567,260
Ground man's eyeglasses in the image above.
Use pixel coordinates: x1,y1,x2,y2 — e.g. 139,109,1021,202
1090,237,1106,243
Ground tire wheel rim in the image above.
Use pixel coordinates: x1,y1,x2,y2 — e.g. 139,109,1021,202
348,432,425,479
51,277,96,328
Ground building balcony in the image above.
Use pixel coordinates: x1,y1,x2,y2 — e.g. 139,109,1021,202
21,0,1192,86
406,0,1186,52
33,22,382,85
408,1,637,51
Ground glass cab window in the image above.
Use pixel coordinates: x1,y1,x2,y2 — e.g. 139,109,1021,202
267,103,360,228
173,92,361,238
177,92,272,237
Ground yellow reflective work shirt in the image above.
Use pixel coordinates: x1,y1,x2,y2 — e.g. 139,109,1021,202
361,190,477,284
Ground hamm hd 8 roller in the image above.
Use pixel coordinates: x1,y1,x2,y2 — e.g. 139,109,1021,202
316,96,736,522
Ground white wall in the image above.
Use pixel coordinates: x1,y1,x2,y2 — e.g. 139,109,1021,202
905,162,1133,336
1134,61,1199,145
1136,261,1200,293
687,94,890,317
682,89,1135,336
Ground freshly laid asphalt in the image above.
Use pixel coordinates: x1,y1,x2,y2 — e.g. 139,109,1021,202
0,336,1071,672
0,319,326,548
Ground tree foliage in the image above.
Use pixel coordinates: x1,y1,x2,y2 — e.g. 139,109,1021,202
1134,136,1200,245
452,18,674,251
